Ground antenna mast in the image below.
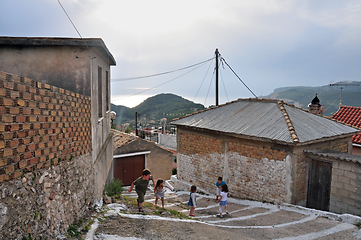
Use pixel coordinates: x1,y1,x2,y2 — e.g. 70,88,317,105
330,83,360,107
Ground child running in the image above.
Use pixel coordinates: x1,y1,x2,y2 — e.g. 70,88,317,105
154,178,172,208
216,183,229,217
216,177,226,201
128,169,156,212
188,185,197,217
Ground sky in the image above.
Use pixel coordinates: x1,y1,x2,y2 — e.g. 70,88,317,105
1,0,361,108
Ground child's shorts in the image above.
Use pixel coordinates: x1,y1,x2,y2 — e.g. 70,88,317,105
156,192,164,198
220,200,227,206
136,189,146,203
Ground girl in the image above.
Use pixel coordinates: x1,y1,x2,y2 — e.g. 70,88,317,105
154,178,172,208
216,184,228,217
188,185,197,217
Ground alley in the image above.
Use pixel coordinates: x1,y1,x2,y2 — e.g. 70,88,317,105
85,186,361,240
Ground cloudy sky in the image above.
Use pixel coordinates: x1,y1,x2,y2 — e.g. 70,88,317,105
1,0,361,107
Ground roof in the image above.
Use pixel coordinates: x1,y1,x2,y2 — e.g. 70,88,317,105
112,129,137,149
0,37,116,65
170,98,360,145
331,106,361,144
305,149,361,164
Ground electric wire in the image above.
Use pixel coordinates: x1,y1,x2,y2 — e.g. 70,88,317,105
111,57,215,82
220,68,230,102
220,56,258,98
111,59,210,102
193,58,214,102
204,70,215,106
57,0,82,38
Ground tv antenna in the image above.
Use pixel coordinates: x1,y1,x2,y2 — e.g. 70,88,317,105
329,83,360,107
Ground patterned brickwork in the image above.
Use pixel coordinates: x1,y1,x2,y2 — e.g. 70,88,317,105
0,71,92,183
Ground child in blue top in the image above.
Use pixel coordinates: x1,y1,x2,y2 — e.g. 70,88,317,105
188,185,197,217
216,177,226,201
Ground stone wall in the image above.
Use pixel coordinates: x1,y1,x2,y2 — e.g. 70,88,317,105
0,71,95,238
177,128,291,204
0,153,94,239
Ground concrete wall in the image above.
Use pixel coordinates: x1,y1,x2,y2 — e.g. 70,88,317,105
158,133,176,150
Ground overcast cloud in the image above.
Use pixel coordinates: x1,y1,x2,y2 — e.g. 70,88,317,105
1,0,361,107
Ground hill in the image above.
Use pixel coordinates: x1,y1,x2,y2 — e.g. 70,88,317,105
262,81,361,117
111,93,204,127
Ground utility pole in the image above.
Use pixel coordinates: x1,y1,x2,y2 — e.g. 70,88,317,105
215,48,219,106
330,83,360,107
135,112,138,136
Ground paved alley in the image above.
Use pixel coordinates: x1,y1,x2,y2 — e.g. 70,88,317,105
86,187,361,240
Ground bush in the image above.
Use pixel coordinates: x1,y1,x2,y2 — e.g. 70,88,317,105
104,179,124,197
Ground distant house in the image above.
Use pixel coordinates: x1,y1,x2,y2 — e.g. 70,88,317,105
331,106,361,155
171,98,361,215
111,129,173,185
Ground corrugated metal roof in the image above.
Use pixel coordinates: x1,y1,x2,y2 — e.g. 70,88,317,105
304,150,361,164
170,98,360,145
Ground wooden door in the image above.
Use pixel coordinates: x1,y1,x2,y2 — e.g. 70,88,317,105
113,155,145,186
306,159,332,211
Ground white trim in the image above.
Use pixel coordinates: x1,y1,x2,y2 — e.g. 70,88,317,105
352,143,361,148
113,151,151,158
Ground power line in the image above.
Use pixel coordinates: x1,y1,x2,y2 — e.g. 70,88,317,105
193,58,214,102
111,57,215,82
57,0,82,38
112,59,211,102
220,56,258,98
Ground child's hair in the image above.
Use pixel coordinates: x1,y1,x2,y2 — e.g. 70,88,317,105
221,184,228,192
218,177,223,181
156,179,164,188
190,185,197,193
142,169,151,176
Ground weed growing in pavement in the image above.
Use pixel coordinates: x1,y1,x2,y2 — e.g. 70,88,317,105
355,222,361,228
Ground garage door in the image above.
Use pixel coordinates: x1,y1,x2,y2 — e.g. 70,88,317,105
113,155,145,186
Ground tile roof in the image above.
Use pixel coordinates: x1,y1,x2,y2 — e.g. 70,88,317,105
304,149,361,164
171,98,360,145
331,106,361,144
111,129,138,149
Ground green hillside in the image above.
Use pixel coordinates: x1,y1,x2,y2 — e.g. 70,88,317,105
263,81,361,117
111,93,204,127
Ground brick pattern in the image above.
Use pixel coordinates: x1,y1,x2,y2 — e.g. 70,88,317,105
178,131,288,204
0,71,91,183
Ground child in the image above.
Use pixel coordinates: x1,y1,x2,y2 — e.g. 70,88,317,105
128,169,156,212
216,177,226,201
188,185,197,217
216,183,229,217
154,178,172,208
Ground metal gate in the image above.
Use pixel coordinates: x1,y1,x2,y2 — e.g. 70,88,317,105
113,155,145,186
306,159,332,211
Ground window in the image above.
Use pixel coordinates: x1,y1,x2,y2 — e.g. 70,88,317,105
98,66,102,118
106,70,109,112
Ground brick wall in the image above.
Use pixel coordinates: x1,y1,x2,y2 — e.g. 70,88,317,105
178,129,290,204
0,71,91,183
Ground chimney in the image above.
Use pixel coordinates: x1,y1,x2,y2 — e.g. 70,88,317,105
308,94,325,115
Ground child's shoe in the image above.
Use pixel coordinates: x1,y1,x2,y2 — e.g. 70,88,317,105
217,214,223,218
226,211,229,214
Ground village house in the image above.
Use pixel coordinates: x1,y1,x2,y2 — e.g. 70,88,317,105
110,129,173,185
171,98,361,216
0,37,115,238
